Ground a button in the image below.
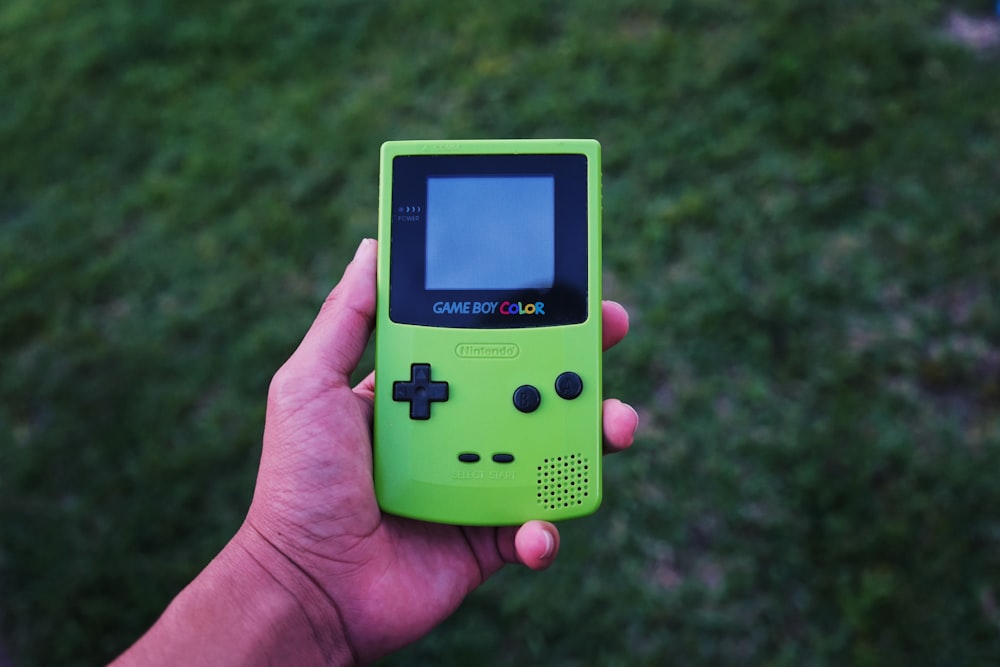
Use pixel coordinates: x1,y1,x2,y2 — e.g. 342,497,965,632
492,453,515,463
555,371,583,400
513,385,541,413
393,363,449,420
458,453,480,463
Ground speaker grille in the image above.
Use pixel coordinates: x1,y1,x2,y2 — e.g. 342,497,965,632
537,454,591,511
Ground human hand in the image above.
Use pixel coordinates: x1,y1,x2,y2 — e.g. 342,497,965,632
240,238,636,663
113,238,636,667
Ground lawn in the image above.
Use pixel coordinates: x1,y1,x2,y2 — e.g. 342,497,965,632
2,1,999,665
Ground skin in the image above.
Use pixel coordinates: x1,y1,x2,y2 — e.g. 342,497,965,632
113,239,637,666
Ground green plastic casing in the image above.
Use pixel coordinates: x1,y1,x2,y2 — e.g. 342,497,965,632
374,139,602,525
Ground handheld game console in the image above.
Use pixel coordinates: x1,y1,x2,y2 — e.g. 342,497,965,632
373,139,602,525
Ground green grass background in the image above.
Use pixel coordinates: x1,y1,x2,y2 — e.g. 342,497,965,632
2,1,1000,665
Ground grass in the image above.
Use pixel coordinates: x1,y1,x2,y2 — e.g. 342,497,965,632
2,1,1000,665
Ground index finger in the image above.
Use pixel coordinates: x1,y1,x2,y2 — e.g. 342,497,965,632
602,300,629,351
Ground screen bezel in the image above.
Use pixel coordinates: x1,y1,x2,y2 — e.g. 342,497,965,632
389,153,589,329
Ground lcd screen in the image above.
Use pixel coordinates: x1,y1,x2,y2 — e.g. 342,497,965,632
425,176,555,290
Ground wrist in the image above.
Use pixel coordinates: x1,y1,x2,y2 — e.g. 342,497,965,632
226,523,358,666
114,527,356,667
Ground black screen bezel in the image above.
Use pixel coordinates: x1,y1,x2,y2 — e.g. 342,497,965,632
389,154,589,329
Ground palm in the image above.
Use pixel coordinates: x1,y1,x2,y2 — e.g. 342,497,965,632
249,377,508,662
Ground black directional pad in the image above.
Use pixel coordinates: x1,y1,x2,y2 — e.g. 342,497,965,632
393,363,449,420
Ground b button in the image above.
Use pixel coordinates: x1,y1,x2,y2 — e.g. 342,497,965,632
513,385,541,413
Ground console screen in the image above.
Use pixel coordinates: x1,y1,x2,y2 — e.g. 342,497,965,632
425,176,555,290
388,152,588,328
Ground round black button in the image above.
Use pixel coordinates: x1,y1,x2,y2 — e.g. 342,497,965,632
513,385,541,413
555,372,583,400
458,453,480,463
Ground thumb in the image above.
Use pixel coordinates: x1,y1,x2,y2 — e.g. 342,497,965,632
288,238,377,383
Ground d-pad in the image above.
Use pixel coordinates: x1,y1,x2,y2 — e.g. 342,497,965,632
392,363,449,420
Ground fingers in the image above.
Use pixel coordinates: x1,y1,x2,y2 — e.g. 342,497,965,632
506,400,635,571
354,370,375,402
287,239,377,383
603,398,639,454
504,398,634,573
513,521,560,571
352,370,376,424
352,312,638,452
602,300,629,351
462,521,560,582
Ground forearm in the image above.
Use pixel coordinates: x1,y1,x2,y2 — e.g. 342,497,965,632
112,529,355,667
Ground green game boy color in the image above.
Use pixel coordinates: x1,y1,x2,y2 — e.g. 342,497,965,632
374,139,602,525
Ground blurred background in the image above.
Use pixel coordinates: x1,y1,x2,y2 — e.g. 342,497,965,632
2,1,999,665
